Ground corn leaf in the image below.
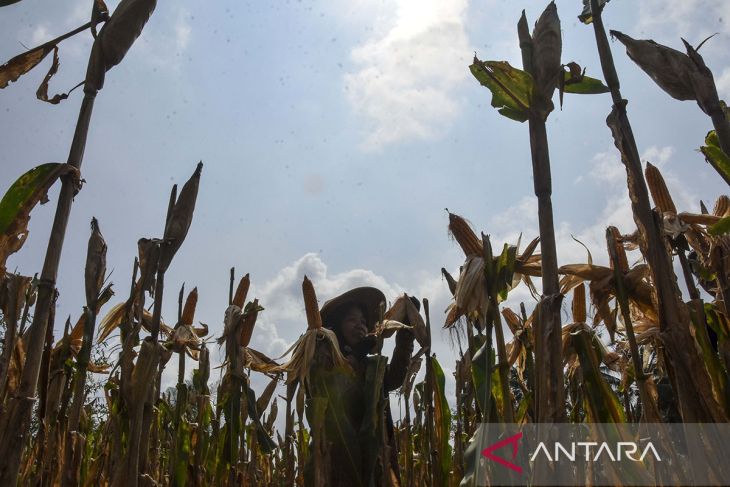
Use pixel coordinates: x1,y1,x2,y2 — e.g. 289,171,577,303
701,130,730,186
431,356,453,485
0,43,54,89
0,163,75,271
562,70,609,94
470,59,533,122
571,328,625,423
241,380,276,454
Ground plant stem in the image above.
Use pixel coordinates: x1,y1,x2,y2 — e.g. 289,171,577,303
517,11,565,424
589,0,726,422
0,86,97,485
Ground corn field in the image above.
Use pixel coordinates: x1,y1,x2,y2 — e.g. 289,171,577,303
2,0,730,486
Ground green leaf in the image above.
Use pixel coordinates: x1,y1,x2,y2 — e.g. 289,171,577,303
470,59,533,122
578,0,610,24
431,356,453,484
562,71,610,94
701,130,730,187
241,380,277,454
571,327,625,423
709,216,730,236
0,163,74,271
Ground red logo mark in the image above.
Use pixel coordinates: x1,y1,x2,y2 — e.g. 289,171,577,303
481,431,523,474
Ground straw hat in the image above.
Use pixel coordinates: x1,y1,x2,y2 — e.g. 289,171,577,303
320,286,386,332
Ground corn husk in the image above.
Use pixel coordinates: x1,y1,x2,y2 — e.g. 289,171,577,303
532,1,562,104
274,328,347,385
713,196,730,217
97,300,172,343
159,162,203,272
244,347,280,373
441,267,457,296
369,320,413,338
85,0,158,91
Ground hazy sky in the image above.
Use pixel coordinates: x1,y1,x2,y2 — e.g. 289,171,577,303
2,0,729,406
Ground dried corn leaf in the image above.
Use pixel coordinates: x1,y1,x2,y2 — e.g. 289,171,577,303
0,43,54,89
405,295,428,347
441,267,457,296
256,377,279,419
35,46,75,104
244,347,280,373
97,301,171,343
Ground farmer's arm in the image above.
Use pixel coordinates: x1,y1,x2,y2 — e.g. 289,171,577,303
384,329,414,392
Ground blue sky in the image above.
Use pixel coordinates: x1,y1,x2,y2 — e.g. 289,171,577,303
2,0,730,406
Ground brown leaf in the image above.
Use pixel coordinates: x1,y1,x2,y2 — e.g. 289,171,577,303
0,43,54,89
35,46,73,104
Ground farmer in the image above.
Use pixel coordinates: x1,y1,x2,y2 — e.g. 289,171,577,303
318,286,416,485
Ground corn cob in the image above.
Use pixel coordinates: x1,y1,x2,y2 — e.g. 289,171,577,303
181,287,198,325
606,226,629,273
232,273,250,308
645,162,677,214
448,212,483,256
302,276,322,330
239,299,260,348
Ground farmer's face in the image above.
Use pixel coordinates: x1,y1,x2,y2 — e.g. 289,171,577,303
339,305,368,348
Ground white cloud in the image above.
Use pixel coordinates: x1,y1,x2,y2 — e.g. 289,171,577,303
343,0,472,150
716,67,730,100
636,0,730,41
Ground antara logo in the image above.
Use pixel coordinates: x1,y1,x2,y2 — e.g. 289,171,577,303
530,441,661,462
481,432,661,473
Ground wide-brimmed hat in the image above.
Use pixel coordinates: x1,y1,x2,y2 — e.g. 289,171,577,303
320,286,386,332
